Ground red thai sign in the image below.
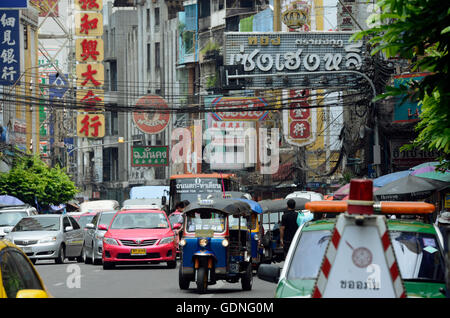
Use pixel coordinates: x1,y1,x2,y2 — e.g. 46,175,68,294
132,95,170,134
211,96,269,121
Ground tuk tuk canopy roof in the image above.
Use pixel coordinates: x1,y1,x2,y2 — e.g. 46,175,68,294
184,198,253,217
258,197,310,213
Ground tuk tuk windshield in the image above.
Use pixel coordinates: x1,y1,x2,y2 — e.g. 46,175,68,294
229,216,249,230
186,211,226,233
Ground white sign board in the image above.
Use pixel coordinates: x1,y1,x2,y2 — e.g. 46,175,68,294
313,213,406,298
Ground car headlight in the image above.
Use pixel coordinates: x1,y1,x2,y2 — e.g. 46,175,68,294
179,239,186,247
39,236,57,243
222,239,229,247
95,232,105,240
199,238,208,247
159,236,175,245
103,238,119,246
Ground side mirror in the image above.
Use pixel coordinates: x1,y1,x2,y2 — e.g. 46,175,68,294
85,223,95,229
162,196,167,206
64,226,73,232
173,223,182,230
16,289,49,298
4,228,11,234
257,264,280,284
98,224,108,231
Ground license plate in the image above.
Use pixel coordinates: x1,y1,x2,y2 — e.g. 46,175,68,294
131,248,146,255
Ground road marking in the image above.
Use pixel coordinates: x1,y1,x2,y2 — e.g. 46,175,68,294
53,282,64,287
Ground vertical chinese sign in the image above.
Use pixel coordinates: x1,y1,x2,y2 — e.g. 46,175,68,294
0,10,20,86
75,0,105,138
283,89,317,147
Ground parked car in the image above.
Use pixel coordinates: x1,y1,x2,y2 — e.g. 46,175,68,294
102,209,178,269
258,218,447,298
4,215,84,264
0,205,38,239
0,239,51,298
83,210,117,265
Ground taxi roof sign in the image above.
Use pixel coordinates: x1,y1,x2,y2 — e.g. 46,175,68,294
312,213,406,298
312,179,406,298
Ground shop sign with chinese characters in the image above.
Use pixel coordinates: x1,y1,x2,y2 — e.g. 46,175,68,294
224,32,366,89
77,113,105,138
0,10,20,86
131,146,169,167
283,89,317,147
75,0,105,139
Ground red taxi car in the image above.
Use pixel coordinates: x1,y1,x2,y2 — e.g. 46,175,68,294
102,209,178,269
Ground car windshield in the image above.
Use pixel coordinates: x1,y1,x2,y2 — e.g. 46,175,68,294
186,212,226,233
78,214,95,229
390,231,445,282
99,212,116,227
0,212,28,226
13,217,60,232
110,212,169,229
287,229,446,283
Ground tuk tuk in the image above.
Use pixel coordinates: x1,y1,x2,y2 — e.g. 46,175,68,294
178,199,255,293
258,197,310,263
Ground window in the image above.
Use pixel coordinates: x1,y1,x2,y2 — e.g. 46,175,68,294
155,42,160,70
1,249,43,298
63,217,71,230
110,60,117,91
146,8,151,30
154,7,160,31
212,0,224,12
91,213,100,226
69,217,81,230
147,43,151,71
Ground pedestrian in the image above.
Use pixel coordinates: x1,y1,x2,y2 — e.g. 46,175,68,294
280,199,299,257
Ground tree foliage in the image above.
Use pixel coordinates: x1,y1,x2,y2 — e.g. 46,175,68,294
0,155,78,208
353,0,450,170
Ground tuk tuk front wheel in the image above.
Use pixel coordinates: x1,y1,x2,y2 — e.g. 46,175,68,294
241,263,253,291
196,266,208,293
179,266,190,290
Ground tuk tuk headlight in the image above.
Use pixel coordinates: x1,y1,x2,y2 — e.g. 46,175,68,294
254,234,259,241
222,239,229,247
179,239,186,247
199,238,208,247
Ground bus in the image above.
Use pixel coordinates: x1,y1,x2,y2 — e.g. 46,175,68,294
169,173,240,212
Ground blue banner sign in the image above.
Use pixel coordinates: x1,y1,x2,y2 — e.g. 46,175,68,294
0,10,20,86
49,73,69,99
393,72,429,123
0,0,28,9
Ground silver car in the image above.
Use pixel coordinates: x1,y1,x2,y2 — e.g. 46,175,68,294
83,211,117,265
0,205,38,239
4,214,84,264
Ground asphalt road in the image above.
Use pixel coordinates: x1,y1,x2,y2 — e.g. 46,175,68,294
33,259,279,298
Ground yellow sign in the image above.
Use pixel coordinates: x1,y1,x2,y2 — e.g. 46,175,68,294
75,38,104,62
76,89,104,111
75,0,103,11
75,12,103,37
76,63,104,88
77,113,105,138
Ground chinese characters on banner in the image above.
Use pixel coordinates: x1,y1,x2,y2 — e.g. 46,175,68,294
75,0,105,138
0,10,20,86
283,89,317,147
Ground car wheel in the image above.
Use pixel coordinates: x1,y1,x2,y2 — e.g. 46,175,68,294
103,261,115,270
55,245,65,264
196,267,208,294
241,263,253,291
76,248,84,263
179,266,190,290
167,260,177,269
84,246,92,264
92,247,101,265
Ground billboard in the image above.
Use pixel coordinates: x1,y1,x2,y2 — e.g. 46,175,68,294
224,32,366,89
393,73,429,123
0,10,20,86
0,1,28,9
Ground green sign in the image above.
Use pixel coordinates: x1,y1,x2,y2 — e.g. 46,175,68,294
131,146,169,166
